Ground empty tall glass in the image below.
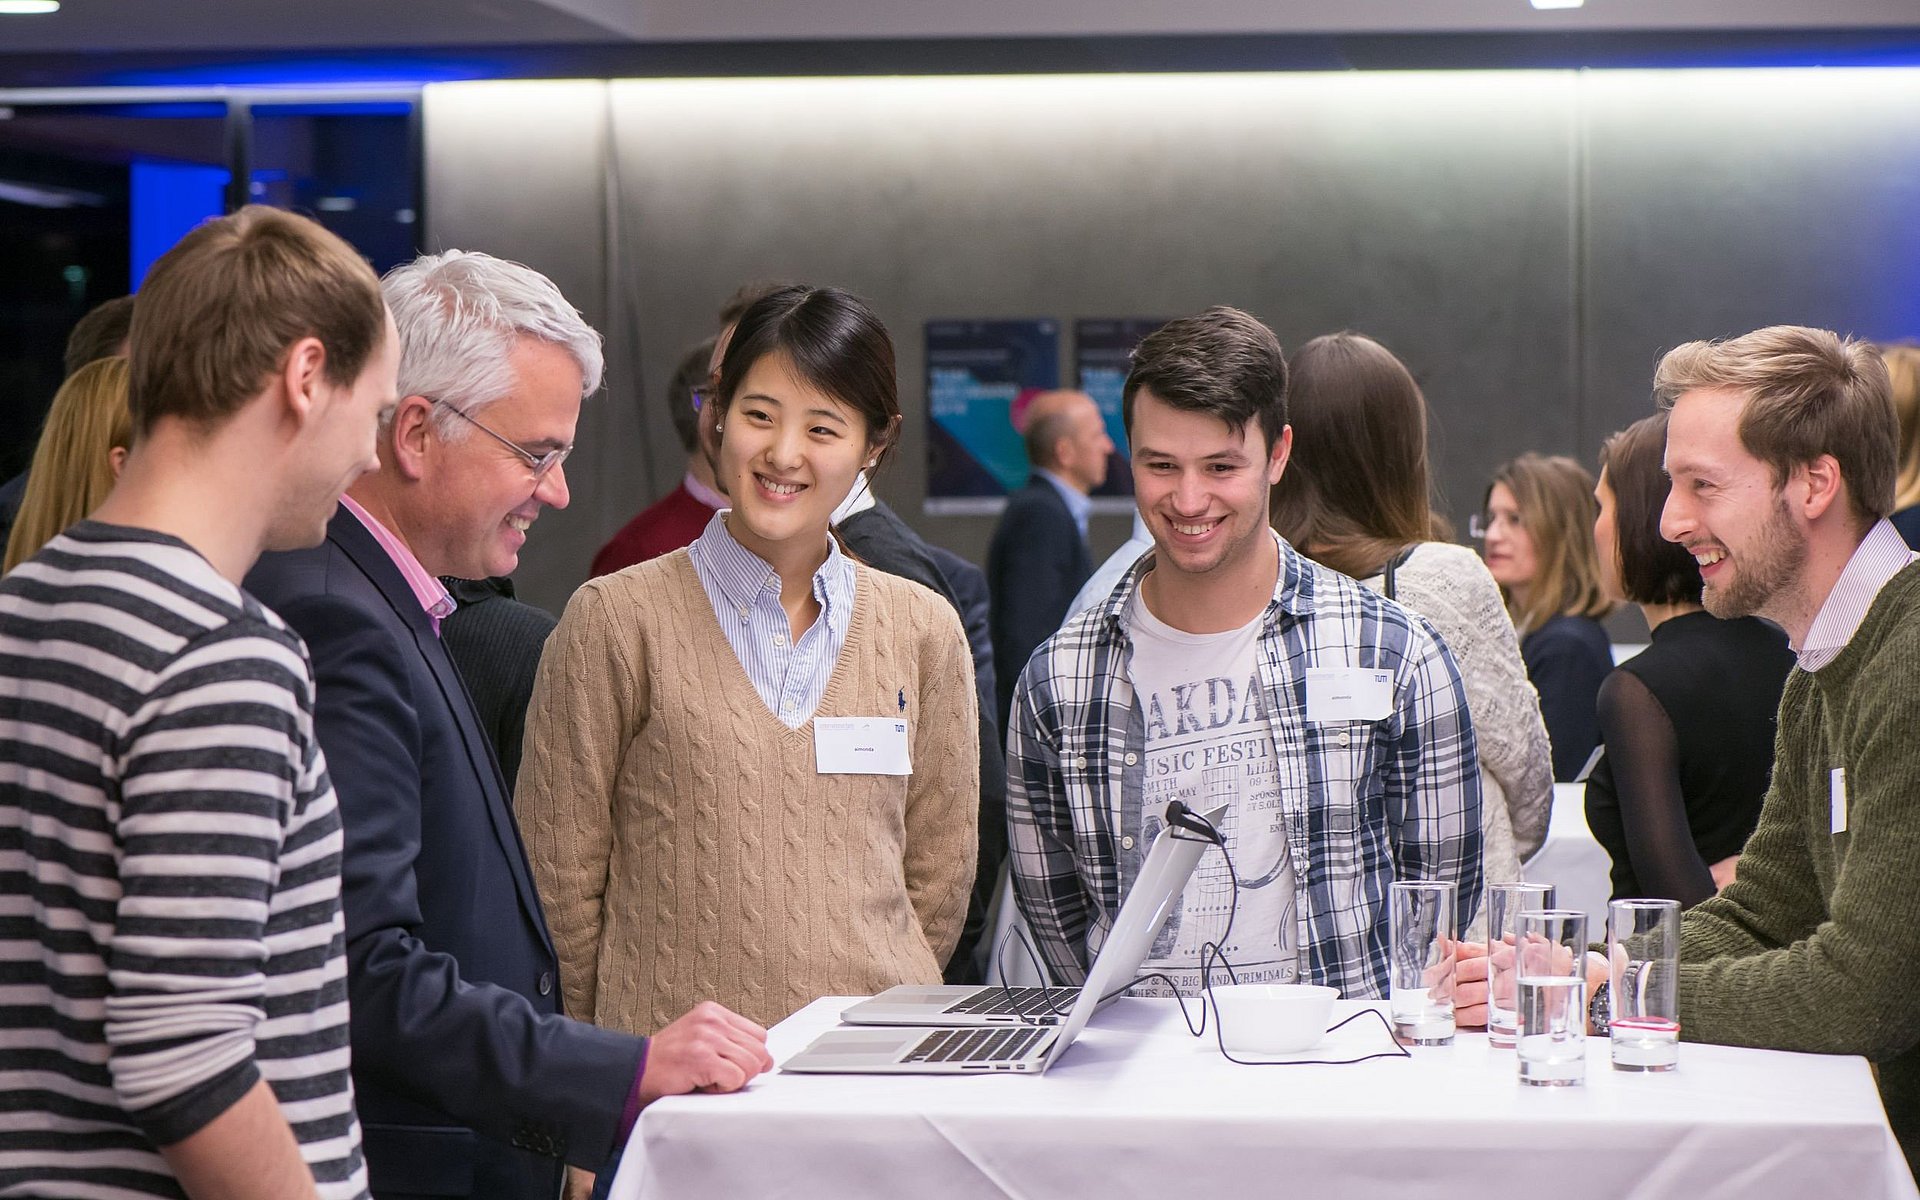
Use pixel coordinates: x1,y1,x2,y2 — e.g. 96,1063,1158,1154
1389,880,1457,1046
1515,909,1587,1086
1608,898,1681,1072
1486,882,1555,1049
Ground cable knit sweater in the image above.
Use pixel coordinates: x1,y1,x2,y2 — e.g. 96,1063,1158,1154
1362,543,1555,899
514,550,979,1032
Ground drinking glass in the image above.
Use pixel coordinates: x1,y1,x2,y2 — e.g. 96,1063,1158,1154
1608,898,1681,1072
1486,882,1555,1049
1515,909,1587,1086
1389,880,1457,1046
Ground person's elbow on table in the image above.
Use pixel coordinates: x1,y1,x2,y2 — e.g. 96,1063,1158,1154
638,1001,776,1106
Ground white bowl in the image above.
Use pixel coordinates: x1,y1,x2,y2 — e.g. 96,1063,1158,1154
1210,983,1340,1054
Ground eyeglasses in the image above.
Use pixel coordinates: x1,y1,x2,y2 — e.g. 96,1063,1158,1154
431,398,573,478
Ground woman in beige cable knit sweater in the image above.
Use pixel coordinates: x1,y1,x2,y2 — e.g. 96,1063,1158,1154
516,286,978,1034
1270,333,1554,924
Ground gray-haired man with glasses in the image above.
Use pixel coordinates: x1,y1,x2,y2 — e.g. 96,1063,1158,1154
246,250,771,1200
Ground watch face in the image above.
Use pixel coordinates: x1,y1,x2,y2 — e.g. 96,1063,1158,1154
1588,981,1610,1035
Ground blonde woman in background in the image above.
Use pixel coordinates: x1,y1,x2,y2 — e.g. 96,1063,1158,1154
1270,333,1552,913
1881,343,1920,548
1480,453,1614,781
3,356,131,574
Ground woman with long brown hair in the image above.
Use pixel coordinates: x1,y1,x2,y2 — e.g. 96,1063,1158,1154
1271,332,1553,896
1481,453,1615,781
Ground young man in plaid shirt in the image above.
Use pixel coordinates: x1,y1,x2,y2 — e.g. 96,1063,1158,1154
1005,307,1483,1000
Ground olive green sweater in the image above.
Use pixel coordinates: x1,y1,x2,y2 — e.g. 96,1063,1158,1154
1677,561,1920,1170
514,550,979,1032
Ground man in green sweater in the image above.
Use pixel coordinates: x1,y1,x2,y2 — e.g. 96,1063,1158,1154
1623,324,1917,1171
1464,324,1917,1163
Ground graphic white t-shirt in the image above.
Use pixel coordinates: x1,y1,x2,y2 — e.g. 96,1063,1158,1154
1127,590,1298,994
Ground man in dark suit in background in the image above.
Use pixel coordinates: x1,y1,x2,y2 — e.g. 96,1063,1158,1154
988,389,1111,730
248,250,769,1200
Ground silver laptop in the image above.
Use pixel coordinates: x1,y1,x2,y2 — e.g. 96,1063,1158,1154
782,802,1220,1075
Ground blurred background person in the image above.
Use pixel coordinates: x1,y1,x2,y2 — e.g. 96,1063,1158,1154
516,284,978,1043
1270,332,1552,904
987,389,1109,731
0,296,136,551
1481,452,1614,781
592,337,724,574
1882,342,1920,548
1584,412,1793,906
3,356,132,574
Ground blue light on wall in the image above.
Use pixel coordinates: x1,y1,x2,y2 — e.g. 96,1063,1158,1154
130,161,227,288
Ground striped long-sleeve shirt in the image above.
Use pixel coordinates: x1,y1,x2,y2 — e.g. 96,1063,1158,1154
0,522,367,1199
1005,532,1483,1001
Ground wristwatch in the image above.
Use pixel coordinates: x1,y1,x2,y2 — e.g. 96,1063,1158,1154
1588,979,1611,1036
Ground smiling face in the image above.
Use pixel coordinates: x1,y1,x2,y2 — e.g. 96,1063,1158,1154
1480,481,1538,597
413,335,581,579
717,349,875,562
1661,386,1807,621
1129,387,1288,583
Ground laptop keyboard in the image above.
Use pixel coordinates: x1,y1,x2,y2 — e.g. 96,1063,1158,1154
904,1026,1051,1064
944,986,1079,1018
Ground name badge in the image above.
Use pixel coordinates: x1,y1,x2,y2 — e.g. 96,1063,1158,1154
815,717,912,776
1831,767,1848,835
1304,667,1393,723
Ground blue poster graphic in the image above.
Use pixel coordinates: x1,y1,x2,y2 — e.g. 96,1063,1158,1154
1076,318,1169,509
924,319,1060,514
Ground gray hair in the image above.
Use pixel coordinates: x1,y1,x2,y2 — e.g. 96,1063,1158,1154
381,249,603,437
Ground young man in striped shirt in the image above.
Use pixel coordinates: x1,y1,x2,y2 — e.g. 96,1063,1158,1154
0,206,397,1199
1005,307,1482,1002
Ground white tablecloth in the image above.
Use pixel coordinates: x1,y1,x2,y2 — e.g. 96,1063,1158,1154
610,997,1915,1200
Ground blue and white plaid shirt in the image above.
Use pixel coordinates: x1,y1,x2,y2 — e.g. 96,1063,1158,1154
1005,532,1483,1000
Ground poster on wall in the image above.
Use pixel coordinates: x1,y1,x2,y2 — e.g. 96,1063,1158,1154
1074,317,1168,513
924,318,1061,515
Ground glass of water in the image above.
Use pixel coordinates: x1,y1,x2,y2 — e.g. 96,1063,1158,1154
1515,909,1587,1086
1608,898,1681,1072
1486,882,1555,1048
1389,880,1457,1046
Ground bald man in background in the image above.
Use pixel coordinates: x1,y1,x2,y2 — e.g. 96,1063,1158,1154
988,389,1113,730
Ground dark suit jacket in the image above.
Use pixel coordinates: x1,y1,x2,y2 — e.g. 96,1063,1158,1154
835,502,1007,985
437,575,556,795
247,508,642,1200
987,474,1093,732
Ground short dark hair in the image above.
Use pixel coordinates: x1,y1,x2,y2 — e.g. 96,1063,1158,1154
1599,411,1701,607
129,206,384,436
64,295,136,379
715,284,900,469
1122,306,1288,451
666,337,716,454
716,281,789,330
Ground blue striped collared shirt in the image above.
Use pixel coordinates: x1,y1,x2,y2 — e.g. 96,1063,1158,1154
689,511,856,728
1005,530,1483,1001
